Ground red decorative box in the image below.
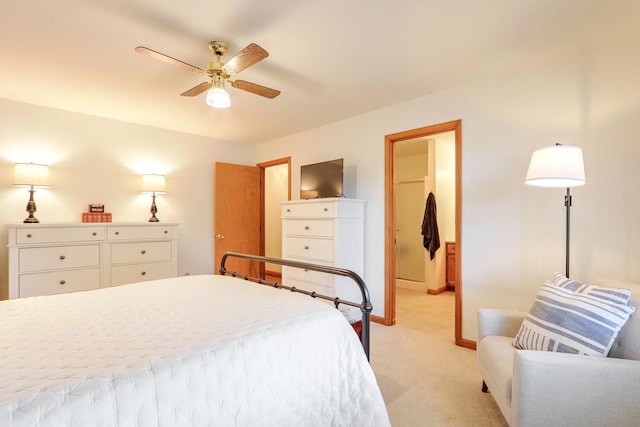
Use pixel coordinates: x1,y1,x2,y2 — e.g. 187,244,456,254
82,212,112,222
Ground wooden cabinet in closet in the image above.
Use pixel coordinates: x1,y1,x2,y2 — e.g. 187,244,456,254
446,241,456,289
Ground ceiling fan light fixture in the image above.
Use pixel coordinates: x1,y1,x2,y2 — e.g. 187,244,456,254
205,87,230,108
137,40,279,106
206,77,231,109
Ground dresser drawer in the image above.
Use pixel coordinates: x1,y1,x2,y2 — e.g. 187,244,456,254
108,226,176,240
19,245,101,273
111,241,172,264
16,227,104,244
281,277,335,298
19,268,101,298
283,219,334,238
284,237,334,262
282,265,334,287
110,262,173,286
282,201,334,218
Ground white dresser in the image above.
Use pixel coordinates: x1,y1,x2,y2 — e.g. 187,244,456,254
281,198,365,302
7,223,178,299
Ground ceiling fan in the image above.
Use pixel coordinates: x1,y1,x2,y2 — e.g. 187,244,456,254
135,41,281,108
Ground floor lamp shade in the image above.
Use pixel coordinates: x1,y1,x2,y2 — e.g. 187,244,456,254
525,145,585,188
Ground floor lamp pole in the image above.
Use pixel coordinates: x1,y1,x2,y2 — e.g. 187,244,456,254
564,187,572,278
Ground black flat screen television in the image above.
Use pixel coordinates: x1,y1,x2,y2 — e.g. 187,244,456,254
300,158,344,199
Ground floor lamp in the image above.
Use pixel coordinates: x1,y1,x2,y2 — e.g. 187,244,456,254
525,144,586,278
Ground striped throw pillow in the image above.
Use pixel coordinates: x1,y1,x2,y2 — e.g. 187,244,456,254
550,272,632,305
513,282,635,356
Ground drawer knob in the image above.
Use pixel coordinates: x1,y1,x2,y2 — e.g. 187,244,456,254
141,250,146,255
59,255,66,260
324,208,328,211
59,280,66,285
27,234,32,238
304,245,309,250
304,226,310,230
92,232,97,236
115,231,120,235
287,209,291,212
164,230,168,234
141,271,146,276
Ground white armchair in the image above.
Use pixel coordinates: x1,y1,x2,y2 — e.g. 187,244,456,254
477,280,640,427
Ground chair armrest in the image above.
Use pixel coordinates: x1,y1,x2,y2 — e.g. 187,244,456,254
477,309,526,341
513,351,640,427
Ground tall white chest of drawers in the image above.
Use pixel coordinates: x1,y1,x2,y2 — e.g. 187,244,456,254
7,223,178,299
281,198,365,302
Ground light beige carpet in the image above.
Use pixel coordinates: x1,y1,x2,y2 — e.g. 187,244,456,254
369,289,508,427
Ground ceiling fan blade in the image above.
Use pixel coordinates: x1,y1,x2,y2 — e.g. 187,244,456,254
181,82,212,96
223,43,269,75
230,80,281,99
135,46,205,74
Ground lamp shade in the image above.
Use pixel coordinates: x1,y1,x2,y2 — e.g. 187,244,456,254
13,163,50,188
525,145,586,188
141,174,167,194
205,87,231,108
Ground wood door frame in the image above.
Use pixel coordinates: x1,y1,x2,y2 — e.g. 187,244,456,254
385,120,472,348
257,157,291,276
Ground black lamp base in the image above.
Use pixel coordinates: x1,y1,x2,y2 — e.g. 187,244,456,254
23,189,39,223
148,193,159,222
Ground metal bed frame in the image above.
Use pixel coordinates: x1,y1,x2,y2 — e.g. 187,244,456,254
219,251,372,360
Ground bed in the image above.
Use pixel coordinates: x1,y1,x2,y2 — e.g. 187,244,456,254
0,253,390,426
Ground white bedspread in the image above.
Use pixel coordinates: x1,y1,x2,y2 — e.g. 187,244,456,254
0,275,390,426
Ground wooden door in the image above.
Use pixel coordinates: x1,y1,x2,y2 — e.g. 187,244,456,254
214,162,261,277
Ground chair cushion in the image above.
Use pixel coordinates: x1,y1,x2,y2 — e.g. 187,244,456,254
551,273,632,305
513,282,635,356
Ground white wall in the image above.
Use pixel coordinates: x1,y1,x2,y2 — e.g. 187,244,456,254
256,40,640,341
0,98,256,299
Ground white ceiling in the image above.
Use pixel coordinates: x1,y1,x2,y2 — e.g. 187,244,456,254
2,0,638,144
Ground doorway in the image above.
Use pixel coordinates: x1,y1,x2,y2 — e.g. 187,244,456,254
394,135,455,295
395,169,428,287
258,157,291,278
384,120,469,348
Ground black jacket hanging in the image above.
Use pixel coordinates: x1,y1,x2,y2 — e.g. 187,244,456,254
422,192,440,260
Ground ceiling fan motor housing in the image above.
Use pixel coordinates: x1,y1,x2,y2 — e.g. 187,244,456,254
206,61,226,78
